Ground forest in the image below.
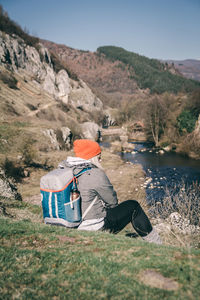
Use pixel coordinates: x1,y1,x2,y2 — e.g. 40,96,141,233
97,46,200,94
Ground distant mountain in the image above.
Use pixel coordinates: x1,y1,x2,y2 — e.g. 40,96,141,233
163,59,200,82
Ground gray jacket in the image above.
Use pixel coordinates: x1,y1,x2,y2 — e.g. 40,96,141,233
61,157,118,220
78,166,118,220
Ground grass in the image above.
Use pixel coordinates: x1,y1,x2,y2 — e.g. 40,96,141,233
0,215,200,299
1,150,200,298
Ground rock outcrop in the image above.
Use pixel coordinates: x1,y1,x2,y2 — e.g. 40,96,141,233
42,127,72,150
0,31,103,113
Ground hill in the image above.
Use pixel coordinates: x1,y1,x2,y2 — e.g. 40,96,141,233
41,41,200,98
41,39,143,108
97,46,200,94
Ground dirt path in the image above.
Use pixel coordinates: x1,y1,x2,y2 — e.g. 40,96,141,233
27,102,56,117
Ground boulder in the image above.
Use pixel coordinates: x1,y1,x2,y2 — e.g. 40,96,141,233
103,108,117,127
153,212,200,236
167,212,200,235
110,141,123,152
121,141,135,152
80,122,101,141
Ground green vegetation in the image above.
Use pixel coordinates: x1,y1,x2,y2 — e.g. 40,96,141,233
176,89,200,135
0,122,31,155
97,46,200,94
0,215,200,299
177,110,197,134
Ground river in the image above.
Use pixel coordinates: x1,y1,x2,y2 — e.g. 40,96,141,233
101,140,200,204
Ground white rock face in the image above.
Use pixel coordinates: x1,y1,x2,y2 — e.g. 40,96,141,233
0,31,103,113
42,127,72,150
43,129,60,150
60,127,72,149
69,80,103,112
56,70,71,104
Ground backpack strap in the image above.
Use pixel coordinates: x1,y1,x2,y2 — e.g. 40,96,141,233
74,167,97,220
82,196,98,220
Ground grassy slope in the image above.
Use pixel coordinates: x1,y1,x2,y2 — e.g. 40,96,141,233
0,216,200,299
1,149,200,299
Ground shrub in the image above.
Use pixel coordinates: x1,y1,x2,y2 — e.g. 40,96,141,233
0,5,39,48
20,137,37,166
177,110,197,134
0,72,18,89
1,158,24,183
150,183,200,226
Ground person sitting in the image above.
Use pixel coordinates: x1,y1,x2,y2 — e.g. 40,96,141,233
65,139,161,244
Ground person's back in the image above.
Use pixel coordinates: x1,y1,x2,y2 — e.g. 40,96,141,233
70,139,162,244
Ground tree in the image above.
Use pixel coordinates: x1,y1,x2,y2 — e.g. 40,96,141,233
144,96,167,146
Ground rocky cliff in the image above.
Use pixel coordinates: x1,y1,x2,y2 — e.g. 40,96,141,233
0,31,106,154
0,31,103,112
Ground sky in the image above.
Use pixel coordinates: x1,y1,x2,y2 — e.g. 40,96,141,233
0,0,200,60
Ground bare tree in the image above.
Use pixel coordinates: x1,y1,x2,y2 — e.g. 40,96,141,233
144,96,167,146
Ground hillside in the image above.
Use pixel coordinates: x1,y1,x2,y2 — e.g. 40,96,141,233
97,46,200,94
41,40,138,94
41,41,200,97
0,26,107,160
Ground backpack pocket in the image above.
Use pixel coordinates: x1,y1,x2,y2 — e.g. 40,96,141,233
64,195,81,223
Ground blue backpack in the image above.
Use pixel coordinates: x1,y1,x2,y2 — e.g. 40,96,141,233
40,166,91,228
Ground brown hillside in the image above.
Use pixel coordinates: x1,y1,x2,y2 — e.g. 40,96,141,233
41,40,147,106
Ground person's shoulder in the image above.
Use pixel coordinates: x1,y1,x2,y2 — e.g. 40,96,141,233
90,167,105,176
89,167,110,182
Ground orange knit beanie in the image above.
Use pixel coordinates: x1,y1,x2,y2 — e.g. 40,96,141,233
73,139,101,160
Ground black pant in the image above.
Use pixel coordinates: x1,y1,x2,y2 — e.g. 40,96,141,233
103,200,152,237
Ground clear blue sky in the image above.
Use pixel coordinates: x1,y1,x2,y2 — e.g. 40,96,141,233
0,0,200,60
